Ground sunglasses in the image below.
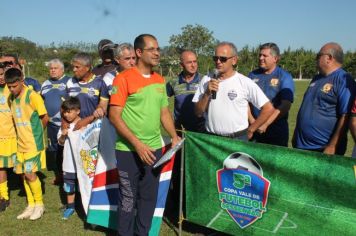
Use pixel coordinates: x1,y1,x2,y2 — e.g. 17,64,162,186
212,56,234,63
1,61,14,67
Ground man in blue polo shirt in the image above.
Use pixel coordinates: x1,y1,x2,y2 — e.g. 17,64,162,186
248,43,294,147
293,42,355,155
166,50,205,133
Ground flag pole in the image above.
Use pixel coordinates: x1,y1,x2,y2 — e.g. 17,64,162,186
178,131,185,236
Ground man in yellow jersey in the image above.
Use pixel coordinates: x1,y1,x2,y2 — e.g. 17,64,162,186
5,68,49,220
0,64,16,212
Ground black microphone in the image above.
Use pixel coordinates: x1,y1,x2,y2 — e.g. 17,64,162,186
211,69,219,99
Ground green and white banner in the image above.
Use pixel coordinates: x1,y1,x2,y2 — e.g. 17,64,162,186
185,131,356,235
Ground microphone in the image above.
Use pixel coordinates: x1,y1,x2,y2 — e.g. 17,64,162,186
211,69,219,99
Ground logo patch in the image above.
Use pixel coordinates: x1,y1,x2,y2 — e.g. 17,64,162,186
270,78,279,87
88,87,96,96
0,95,5,105
321,83,333,93
111,86,118,95
227,90,237,101
15,107,22,118
216,152,270,228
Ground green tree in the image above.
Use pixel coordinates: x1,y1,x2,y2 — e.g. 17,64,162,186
169,24,218,56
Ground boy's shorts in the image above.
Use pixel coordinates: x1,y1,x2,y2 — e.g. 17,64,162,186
14,150,46,174
0,137,17,168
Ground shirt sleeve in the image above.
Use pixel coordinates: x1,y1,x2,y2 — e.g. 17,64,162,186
279,72,295,102
30,92,47,116
245,78,270,109
110,74,128,107
99,79,109,101
166,81,174,97
192,75,209,103
337,73,355,115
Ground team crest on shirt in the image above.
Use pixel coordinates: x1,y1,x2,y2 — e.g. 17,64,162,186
228,90,238,101
15,107,22,118
58,83,66,90
0,95,5,105
87,87,96,96
321,83,333,93
111,86,118,95
270,78,279,87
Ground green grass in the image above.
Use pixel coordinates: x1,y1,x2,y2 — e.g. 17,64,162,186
1,80,353,235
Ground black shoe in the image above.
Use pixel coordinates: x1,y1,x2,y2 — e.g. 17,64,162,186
0,198,10,212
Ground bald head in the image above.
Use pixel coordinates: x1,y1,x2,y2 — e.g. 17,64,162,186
320,42,344,64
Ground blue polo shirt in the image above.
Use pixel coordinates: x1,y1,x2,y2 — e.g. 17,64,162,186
166,72,205,132
248,66,294,144
67,75,109,118
293,68,355,151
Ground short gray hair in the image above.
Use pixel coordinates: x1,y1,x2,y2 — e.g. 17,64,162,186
48,58,64,69
326,42,344,64
260,42,280,57
114,43,134,59
217,41,238,56
71,52,92,67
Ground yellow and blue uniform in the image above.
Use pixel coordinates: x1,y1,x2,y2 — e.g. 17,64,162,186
0,85,16,168
10,86,47,173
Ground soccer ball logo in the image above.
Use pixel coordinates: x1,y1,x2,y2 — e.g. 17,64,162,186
223,152,263,176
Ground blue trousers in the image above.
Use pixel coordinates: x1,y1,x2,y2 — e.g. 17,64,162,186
115,149,162,236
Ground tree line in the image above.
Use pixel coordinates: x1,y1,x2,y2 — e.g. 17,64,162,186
1,24,356,82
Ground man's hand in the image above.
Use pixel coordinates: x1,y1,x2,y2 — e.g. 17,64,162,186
133,141,157,165
93,107,105,118
171,136,181,148
207,79,219,96
257,123,268,134
323,145,336,155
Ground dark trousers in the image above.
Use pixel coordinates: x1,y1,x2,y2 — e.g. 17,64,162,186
115,149,162,236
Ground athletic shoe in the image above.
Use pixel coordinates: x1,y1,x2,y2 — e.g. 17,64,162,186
29,205,45,220
62,207,75,220
0,198,10,212
17,206,35,219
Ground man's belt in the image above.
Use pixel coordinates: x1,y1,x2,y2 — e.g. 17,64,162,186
208,128,248,138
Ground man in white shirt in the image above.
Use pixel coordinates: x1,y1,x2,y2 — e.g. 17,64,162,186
193,41,274,140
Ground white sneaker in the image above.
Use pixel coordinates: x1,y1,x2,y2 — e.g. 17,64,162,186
17,206,35,219
29,205,45,220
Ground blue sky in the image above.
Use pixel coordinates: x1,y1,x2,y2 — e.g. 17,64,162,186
2,0,356,52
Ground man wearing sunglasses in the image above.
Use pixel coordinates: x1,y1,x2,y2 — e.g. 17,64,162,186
0,54,41,92
248,43,294,147
193,41,274,140
293,42,355,155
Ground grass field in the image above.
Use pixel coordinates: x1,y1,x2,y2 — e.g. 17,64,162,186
0,80,354,235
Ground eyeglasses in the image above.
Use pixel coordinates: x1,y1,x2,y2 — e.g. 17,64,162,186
1,61,14,67
212,56,234,63
142,47,160,53
316,53,331,60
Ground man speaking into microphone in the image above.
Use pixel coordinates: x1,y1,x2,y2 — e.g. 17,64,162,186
193,41,274,140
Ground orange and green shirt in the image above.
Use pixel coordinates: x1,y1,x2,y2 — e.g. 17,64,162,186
110,67,168,151
0,85,16,139
10,86,47,152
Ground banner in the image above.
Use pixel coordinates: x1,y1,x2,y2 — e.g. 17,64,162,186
70,119,101,214
185,131,356,235
86,117,175,236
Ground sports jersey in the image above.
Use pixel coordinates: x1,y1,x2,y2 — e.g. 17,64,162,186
102,70,118,95
67,75,109,118
166,72,205,132
192,72,269,136
248,66,294,145
24,77,41,92
0,85,16,139
10,86,47,152
40,75,70,126
110,67,168,151
293,68,355,151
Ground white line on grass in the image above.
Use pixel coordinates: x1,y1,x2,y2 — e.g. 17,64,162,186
206,210,224,227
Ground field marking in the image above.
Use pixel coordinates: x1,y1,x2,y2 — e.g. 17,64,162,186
206,209,224,227
269,196,356,216
207,207,297,234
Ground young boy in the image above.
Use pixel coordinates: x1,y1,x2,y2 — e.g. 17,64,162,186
57,96,81,220
5,68,48,220
0,65,17,212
